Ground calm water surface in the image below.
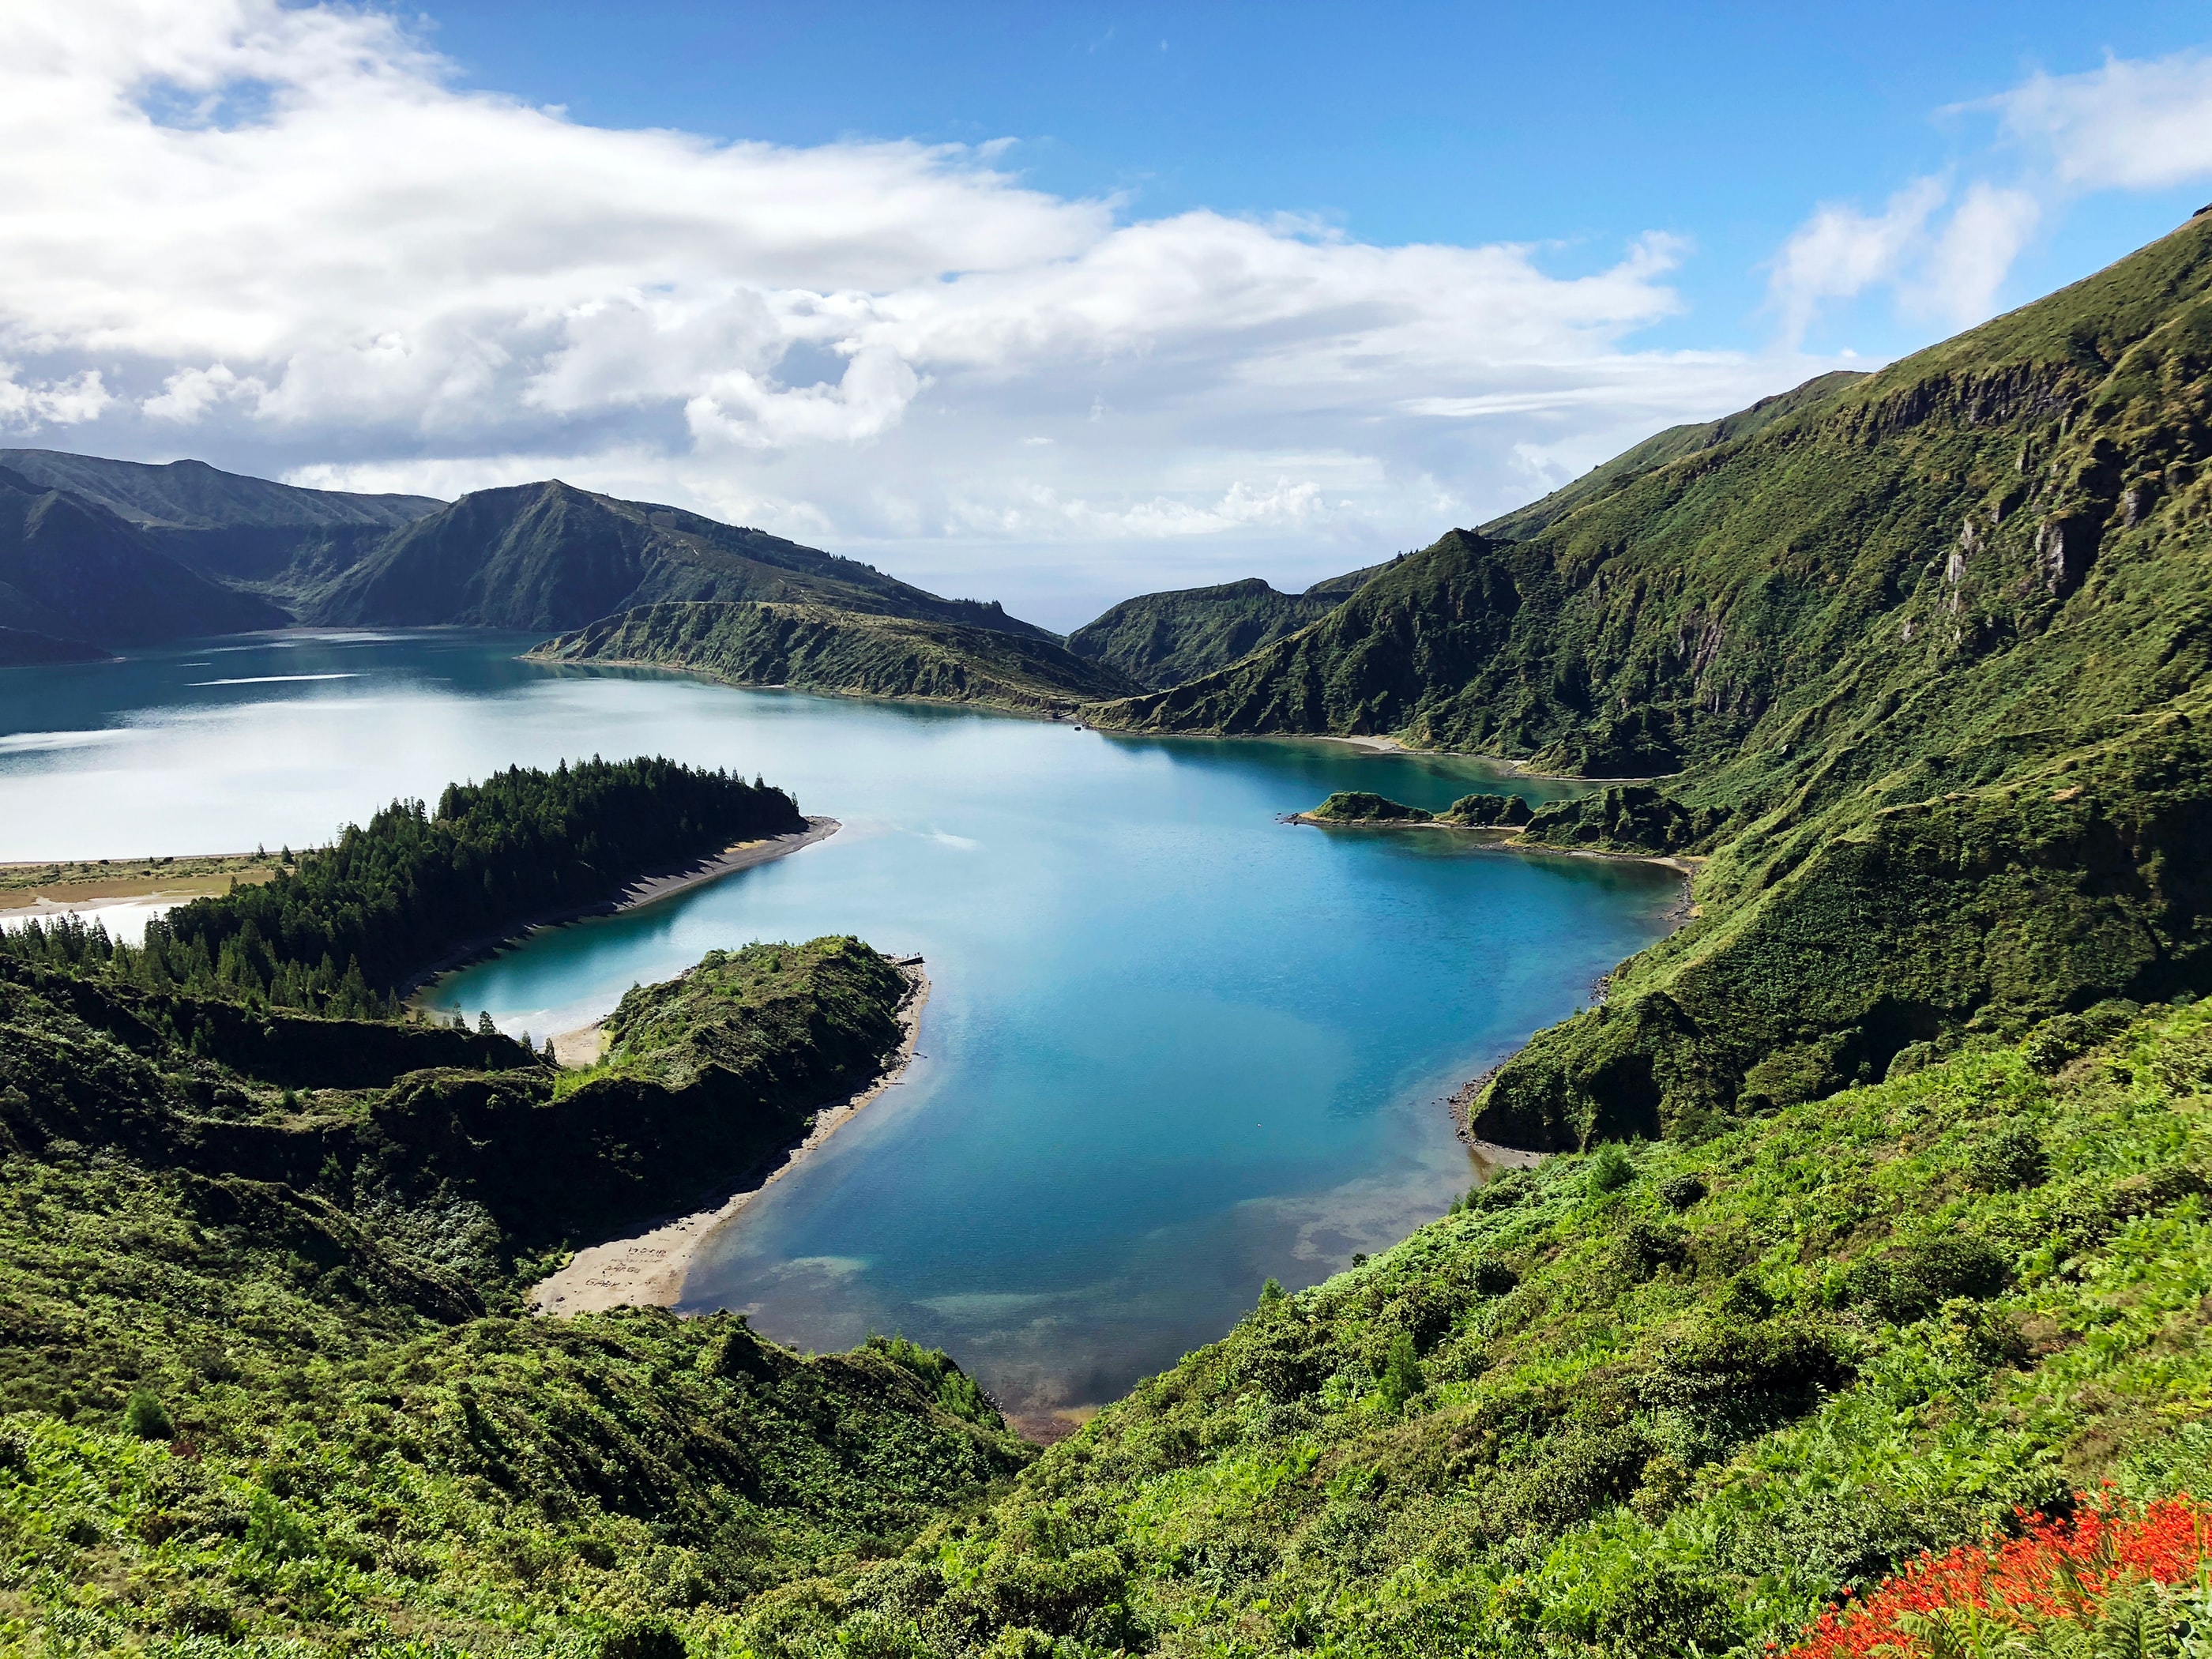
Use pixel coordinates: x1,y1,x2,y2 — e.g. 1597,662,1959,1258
0,630,1679,1414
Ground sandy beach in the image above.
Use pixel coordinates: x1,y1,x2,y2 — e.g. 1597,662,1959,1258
529,957,930,1316
402,816,840,999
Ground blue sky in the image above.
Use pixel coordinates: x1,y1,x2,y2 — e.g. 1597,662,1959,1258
418,0,2212,361
1,3,2209,625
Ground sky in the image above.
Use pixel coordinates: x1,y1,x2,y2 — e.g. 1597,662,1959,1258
3,3,2211,628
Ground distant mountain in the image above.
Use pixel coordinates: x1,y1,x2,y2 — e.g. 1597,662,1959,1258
0,449,440,591
1089,212,2212,1144
530,600,1140,713
1479,370,1868,543
304,480,1060,641
1066,577,1339,689
1065,561,1404,690
0,465,284,652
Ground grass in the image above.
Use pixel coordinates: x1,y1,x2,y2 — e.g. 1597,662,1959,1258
753,996,2212,1657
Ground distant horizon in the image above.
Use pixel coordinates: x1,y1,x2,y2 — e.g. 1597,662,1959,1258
2,3,2210,628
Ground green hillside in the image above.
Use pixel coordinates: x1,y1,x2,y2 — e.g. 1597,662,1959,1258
531,600,1142,713
307,480,1059,641
763,996,2212,1659
1479,370,1868,543
1089,213,2212,1142
1067,577,1345,688
0,939,1024,1652
0,450,438,592
0,464,284,650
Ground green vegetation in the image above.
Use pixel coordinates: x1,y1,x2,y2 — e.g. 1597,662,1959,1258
307,479,1060,639
0,462,282,653
1303,792,1435,823
532,600,1142,713
1066,578,1345,690
1479,370,1868,543
1089,213,2212,1142
0,930,1019,1652
763,997,2212,1658
0,758,802,1014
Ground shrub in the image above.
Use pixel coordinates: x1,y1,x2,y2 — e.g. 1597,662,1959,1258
600,1617,688,1659
1377,1333,1424,1414
1966,1122,2048,1191
1658,1172,1708,1209
1845,1235,2012,1323
1586,1142,1636,1193
121,1390,172,1441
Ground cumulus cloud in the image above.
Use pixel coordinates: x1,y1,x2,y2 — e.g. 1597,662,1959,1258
1988,51,2212,191
0,0,1818,622
1770,46,2212,350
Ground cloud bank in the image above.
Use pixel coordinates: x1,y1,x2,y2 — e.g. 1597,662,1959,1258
0,1,1826,622
3,6,2206,623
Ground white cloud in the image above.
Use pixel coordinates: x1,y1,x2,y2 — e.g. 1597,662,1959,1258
1770,46,2212,351
1988,51,2212,191
0,367,112,427
1767,179,1946,346
0,0,1823,624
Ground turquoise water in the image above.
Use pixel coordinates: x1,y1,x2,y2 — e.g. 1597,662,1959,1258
0,630,1680,1416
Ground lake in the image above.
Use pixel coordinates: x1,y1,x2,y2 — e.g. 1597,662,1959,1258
0,629,1680,1420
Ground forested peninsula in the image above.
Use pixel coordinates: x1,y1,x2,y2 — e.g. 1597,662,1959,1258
0,757,805,1012
529,599,1142,713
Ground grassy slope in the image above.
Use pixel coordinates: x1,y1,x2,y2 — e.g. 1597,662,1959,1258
0,946,1025,1652
1066,580,1344,690
532,600,1141,713
766,998,2212,1658
1480,371,1868,543
1086,216,2212,1142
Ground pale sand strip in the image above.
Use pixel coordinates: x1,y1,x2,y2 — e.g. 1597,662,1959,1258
405,818,840,1003
529,960,930,1316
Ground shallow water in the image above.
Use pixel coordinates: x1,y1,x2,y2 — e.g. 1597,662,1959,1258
0,630,1679,1414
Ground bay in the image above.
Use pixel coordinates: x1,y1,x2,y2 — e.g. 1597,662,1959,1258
0,630,1680,1420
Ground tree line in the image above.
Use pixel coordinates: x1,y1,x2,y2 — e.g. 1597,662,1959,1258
0,757,802,1018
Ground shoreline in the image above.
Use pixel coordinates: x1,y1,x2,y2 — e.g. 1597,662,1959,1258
1287,813,1702,881
529,652,1100,723
403,817,840,1001
528,957,931,1317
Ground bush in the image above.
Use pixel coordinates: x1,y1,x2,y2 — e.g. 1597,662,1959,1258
121,1390,172,1441
1658,1172,1707,1209
1586,1142,1636,1193
1845,1236,2012,1323
1377,1333,1424,1413
1967,1122,2049,1191
600,1617,688,1659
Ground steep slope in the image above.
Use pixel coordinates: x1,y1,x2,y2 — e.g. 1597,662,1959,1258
0,465,284,645
755,997,2212,1659
1481,369,1868,542
0,447,440,594
307,479,1059,639
0,948,1026,1650
532,599,1141,712
1067,577,1345,688
1089,213,2212,1139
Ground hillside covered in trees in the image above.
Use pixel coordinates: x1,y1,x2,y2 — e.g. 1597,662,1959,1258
1085,211,2212,1150
531,600,1141,713
0,931,1021,1652
0,757,803,1010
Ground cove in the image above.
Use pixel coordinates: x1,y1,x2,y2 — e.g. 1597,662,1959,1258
0,630,1681,1421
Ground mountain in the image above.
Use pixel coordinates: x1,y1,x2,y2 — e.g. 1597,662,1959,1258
0,447,440,592
0,464,284,649
1088,211,2212,1145
304,478,1060,639
531,599,1142,711
1068,576,1347,689
1479,368,1869,542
